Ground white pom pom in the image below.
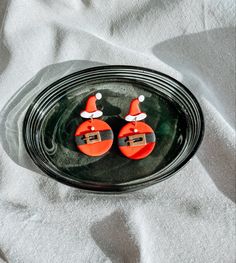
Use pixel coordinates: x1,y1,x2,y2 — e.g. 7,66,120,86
96,93,102,100
138,95,145,102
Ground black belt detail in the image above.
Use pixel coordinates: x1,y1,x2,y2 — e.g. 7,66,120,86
118,133,156,146
75,130,113,145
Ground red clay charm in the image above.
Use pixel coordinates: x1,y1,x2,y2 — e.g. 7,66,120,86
118,95,156,160
75,93,113,157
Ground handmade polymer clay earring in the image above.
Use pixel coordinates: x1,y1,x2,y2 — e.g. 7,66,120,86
75,93,114,156
118,95,156,160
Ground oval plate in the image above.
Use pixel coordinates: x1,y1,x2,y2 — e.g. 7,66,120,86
23,65,204,193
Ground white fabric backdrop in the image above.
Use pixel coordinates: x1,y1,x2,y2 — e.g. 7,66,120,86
0,0,235,262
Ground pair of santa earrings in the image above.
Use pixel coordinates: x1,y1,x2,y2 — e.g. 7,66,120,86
75,93,156,160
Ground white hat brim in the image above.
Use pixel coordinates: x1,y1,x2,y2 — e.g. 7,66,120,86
125,113,147,122
80,110,103,119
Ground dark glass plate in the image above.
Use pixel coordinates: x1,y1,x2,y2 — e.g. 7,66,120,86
23,66,204,193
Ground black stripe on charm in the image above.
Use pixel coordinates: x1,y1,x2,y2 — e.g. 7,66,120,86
118,133,156,147
75,130,113,145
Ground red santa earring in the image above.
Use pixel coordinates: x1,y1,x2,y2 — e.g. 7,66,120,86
118,95,156,160
75,93,113,156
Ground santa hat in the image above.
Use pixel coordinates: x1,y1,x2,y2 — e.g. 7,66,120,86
80,93,103,118
125,95,147,122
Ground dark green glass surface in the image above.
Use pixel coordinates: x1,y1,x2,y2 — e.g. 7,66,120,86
42,81,186,184
23,66,204,192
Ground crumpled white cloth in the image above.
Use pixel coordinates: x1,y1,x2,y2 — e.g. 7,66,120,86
0,0,235,262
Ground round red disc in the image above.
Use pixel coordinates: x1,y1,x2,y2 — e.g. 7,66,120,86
118,122,156,160
75,119,113,157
